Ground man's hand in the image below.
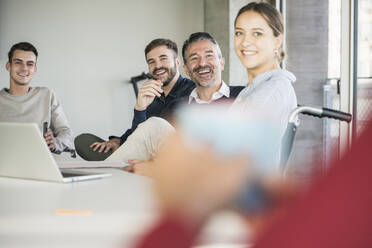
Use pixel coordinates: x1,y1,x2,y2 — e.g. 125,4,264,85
151,133,249,224
44,131,56,151
90,138,120,153
135,80,163,111
124,159,156,177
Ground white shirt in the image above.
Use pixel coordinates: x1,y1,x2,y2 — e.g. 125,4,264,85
188,81,230,104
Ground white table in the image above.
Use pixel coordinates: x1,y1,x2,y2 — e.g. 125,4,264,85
0,168,249,248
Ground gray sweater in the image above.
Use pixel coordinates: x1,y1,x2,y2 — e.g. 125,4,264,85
0,87,73,152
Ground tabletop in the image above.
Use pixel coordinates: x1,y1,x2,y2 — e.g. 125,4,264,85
0,166,249,248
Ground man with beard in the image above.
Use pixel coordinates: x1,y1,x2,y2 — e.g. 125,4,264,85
182,32,244,104
76,39,195,160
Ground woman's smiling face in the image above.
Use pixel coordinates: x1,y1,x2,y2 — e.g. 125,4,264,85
234,10,282,79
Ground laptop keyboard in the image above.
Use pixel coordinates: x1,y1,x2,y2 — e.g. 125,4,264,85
60,171,84,178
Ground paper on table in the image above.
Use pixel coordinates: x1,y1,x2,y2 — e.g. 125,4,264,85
57,160,129,169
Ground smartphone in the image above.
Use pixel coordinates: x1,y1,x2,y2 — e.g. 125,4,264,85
43,122,48,136
175,104,281,173
174,103,282,212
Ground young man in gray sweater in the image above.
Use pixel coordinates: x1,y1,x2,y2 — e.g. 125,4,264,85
0,42,73,153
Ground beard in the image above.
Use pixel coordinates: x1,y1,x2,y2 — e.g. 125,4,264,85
152,64,177,87
189,65,215,88
162,65,177,87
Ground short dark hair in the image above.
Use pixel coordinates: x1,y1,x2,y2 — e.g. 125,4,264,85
182,32,222,64
8,42,38,62
144,39,178,58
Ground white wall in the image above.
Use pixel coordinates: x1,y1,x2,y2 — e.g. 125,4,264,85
0,0,204,138
229,0,251,86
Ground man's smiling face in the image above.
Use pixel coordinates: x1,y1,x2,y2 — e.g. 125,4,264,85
6,50,37,86
146,45,179,87
184,40,224,88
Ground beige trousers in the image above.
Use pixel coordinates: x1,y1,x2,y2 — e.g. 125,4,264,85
105,117,175,162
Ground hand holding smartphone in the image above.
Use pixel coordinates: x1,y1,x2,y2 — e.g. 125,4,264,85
174,103,282,212
43,121,48,136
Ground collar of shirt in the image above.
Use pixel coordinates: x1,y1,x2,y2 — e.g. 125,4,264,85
188,81,230,104
167,75,187,99
235,69,295,103
153,75,184,104
3,87,32,95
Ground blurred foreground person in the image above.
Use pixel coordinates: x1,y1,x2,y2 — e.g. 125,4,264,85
134,117,372,248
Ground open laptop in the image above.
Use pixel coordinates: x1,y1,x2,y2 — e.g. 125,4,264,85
0,122,111,183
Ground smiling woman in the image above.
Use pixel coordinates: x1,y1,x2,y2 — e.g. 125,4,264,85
230,2,297,168
233,2,285,83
